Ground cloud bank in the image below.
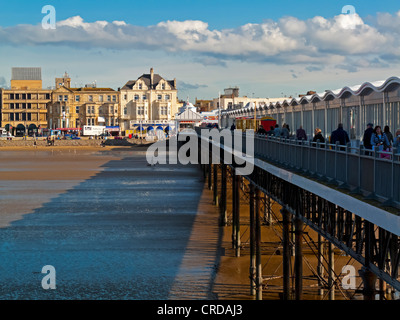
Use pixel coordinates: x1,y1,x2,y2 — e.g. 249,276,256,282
0,11,399,71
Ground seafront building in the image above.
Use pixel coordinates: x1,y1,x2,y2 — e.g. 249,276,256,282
0,68,51,136
47,73,120,131
120,68,179,132
212,87,282,110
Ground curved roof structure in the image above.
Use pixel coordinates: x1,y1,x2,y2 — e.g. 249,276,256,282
227,76,400,114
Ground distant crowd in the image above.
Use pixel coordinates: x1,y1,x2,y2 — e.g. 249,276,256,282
253,122,400,154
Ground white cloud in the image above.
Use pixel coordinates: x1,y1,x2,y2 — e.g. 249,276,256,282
0,11,399,71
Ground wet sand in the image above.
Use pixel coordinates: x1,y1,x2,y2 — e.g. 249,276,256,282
0,146,220,299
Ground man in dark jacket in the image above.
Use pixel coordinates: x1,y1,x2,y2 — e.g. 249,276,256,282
331,123,350,149
296,125,307,140
363,123,374,151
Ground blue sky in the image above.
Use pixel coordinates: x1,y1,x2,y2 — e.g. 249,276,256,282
0,0,400,100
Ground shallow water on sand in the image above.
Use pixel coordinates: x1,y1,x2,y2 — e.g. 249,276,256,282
0,149,207,299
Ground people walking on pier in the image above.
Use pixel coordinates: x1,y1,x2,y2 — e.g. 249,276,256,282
273,124,281,136
394,129,400,149
257,125,267,135
384,126,394,146
267,126,275,135
330,123,350,150
363,123,374,154
371,126,390,158
331,123,350,145
296,125,307,141
312,128,325,144
280,124,290,139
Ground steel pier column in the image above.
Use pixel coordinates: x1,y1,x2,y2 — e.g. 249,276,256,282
294,215,303,300
232,168,237,250
328,242,335,300
249,184,256,296
318,234,324,296
235,175,241,257
213,164,218,205
220,164,227,226
255,187,262,300
282,207,291,300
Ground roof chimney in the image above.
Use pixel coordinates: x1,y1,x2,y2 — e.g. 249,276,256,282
150,67,154,87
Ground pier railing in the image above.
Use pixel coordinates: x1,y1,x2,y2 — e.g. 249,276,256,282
194,127,400,208
253,134,400,208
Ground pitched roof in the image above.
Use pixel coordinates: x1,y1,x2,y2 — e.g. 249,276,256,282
121,73,176,90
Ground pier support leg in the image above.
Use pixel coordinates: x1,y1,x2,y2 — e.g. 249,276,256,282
361,221,377,300
294,216,303,300
264,194,272,226
318,234,324,297
249,184,256,296
235,175,241,258
219,164,227,226
328,242,335,300
208,161,212,190
282,207,291,300
359,267,377,300
232,169,236,250
255,187,262,300
213,164,218,206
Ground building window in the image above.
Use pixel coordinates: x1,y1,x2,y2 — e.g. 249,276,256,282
76,106,80,114
138,83,142,90
110,106,114,114
142,95,147,100
10,113,14,121
15,103,20,109
88,95,93,102
27,103,32,109
15,113,20,121
27,113,32,121
10,103,14,109
58,95,63,102
124,107,127,115
91,106,95,114
107,95,111,102
64,95,68,101
112,95,116,102
165,95,170,101
162,83,165,90
124,94,127,100
158,95,162,100
10,93,14,99
62,106,66,113
134,95,139,100
45,93,50,99
22,94,26,100
161,106,168,115
75,95,80,102
99,95,103,102
15,94,20,100
22,103,27,109
138,106,144,115
87,106,91,114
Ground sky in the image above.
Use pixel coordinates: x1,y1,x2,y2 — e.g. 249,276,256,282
0,0,400,101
